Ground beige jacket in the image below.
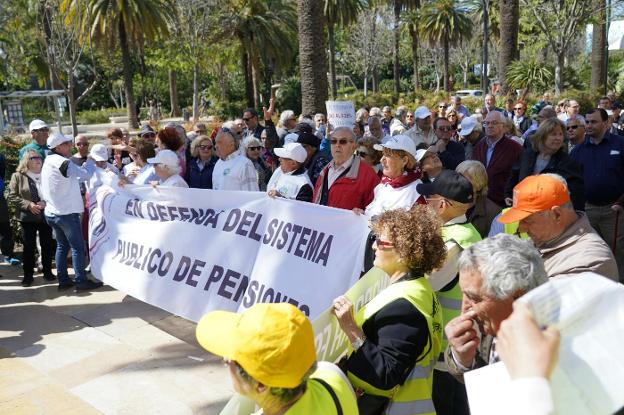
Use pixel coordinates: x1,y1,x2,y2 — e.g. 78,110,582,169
539,213,618,281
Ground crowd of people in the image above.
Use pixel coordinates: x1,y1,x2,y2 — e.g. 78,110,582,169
3,91,624,414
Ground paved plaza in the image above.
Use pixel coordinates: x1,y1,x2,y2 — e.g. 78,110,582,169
0,262,233,414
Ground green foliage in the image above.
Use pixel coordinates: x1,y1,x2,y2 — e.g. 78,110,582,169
275,76,302,114
76,108,127,124
506,59,554,93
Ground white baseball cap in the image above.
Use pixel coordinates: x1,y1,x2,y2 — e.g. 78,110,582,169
147,149,179,167
415,148,435,163
89,143,108,162
46,132,73,149
29,119,48,132
414,106,432,119
373,134,417,158
458,116,479,137
274,142,307,163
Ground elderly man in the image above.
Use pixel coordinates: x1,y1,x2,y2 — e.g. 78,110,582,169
444,234,548,381
71,134,90,166
196,303,357,414
499,174,618,280
451,96,471,118
483,94,502,114
566,117,586,151
138,125,156,144
457,117,483,159
20,119,50,160
522,105,558,147
381,105,393,136
390,106,408,136
41,133,101,292
366,116,383,140
312,126,379,210
417,170,480,415
571,108,624,282
242,108,264,139
212,128,259,191
470,111,522,207
431,117,465,170
267,143,313,201
407,106,437,148
558,99,583,123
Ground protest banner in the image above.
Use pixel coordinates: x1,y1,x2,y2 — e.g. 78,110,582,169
326,100,356,129
88,176,370,322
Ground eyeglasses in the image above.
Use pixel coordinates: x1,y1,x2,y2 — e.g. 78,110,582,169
75,142,89,147
437,126,453,132
358,151,369,157
248,146,262,151
330,138,353,145
29,156,42,161
199,144,213,150
483,121,500,126
566,125,580,130
375,239,395,250
514,107,524,111
242,117,253,122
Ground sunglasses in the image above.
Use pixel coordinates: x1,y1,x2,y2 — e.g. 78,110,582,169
248,146,262,151
33,128,49,132
566,125,580,130
358,151,369,157
75,142,89,147
437,126,453,132
242,117,253,122
199,144,213,150
330,139,352,145
375,239,395,250
141,133,156,138
514,107,524,111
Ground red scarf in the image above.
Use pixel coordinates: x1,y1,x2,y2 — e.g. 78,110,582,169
380,170,421,189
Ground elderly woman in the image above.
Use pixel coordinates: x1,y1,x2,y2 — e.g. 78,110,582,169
266,143,313,201
457,160,502,238
357,135,383,176
512,101,532,133
446,109,460,131
8,151,55,286
416,148,444,183
123,141,158,185
277,110,297,143
505,118,584,210
185,135,218,189
156,126,186,177
363,135,424,218
333,206,445,415
243,136,271,191
147,149,188,188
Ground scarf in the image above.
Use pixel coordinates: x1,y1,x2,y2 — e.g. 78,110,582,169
380,170,421,189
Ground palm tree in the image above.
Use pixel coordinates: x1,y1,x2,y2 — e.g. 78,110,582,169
498,0,519,94
420,0,472,92
403,8,422,93
298,0,328,115
62,0,175,129
590,1,607,92
384,0,420,94
325,0,367,99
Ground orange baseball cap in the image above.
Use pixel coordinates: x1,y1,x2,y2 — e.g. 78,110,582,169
498,175,570,224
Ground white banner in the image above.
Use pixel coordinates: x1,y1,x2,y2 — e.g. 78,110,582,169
326,100,356,129
88,178,370,322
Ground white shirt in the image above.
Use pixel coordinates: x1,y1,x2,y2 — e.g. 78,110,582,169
41,153,95,216
327,156,354,189
160,174,189,188
406,125,437,147
266,167,312,200
212,149,259,191
365,179,422,218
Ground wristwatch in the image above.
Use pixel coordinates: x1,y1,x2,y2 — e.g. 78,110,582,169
351,336,366,351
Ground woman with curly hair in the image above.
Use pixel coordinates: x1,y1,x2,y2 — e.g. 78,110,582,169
332,205,445,415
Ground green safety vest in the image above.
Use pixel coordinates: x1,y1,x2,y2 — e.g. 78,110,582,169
348,277,442,415
439,222,482,352
501,208,528,238
287,364,358,415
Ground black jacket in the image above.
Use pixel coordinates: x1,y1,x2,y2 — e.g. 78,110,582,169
505,147,585,211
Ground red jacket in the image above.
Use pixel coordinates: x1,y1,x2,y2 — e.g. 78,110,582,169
313,156,380,210
471,135,522,207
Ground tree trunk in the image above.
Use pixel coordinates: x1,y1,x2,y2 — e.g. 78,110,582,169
463,55,469,88
192,61,199,122
364,67,368,99
250,51,261,108
443,37,450,92
242,49,254,108
168,69,181,117
328,22,338,100
67,82,78,136
393,0,401,94
498,0,519,94
373,69,379,93
118,19,139,129
409,23,420,93
591,4,607,92
218,61,226,102
555,50,564,96
481,0,489,93
298,0,329,116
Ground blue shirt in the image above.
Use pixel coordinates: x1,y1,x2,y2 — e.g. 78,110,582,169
570,132,624,205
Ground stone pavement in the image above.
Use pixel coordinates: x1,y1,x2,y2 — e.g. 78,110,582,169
0,262,234,414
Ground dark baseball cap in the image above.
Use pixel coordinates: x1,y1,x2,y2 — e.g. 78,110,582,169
296,131,320,148
139,125,155,137
416,170,474,204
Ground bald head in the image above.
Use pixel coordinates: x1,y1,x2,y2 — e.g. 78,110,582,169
538,106,557,125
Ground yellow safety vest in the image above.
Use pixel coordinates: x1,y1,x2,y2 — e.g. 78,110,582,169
501,208,528,238
348,277,442,415
439,222,482,352
287,364,358,415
